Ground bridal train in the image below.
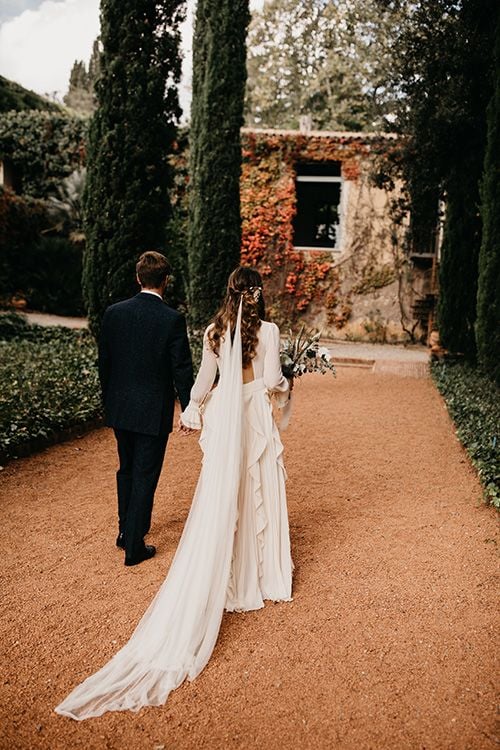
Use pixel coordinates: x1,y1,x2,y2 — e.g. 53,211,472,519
55,302,292,720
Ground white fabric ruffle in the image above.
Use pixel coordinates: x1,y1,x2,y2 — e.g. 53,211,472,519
180,401,202,430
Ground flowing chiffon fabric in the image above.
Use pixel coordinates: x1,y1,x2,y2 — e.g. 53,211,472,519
55,307,292,721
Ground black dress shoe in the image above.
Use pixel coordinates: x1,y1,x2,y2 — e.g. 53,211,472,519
116,532,125,549
124,545,156,567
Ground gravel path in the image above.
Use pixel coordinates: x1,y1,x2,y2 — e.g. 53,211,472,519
326,340,428,363
23,312,88,329
0,370,497,750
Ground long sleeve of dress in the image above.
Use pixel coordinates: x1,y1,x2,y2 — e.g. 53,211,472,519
181,327,218,429
263,323,289,404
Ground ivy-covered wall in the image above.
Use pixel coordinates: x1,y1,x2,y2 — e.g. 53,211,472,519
239,129,411,341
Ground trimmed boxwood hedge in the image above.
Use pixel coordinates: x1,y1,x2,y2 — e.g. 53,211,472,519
0,314,102,460
432,361,500,507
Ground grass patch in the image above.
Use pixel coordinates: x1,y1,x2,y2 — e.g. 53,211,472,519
432,361,500,508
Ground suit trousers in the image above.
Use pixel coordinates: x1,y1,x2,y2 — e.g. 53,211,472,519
114,429,169,559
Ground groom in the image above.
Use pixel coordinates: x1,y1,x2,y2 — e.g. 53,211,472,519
98,251,194,566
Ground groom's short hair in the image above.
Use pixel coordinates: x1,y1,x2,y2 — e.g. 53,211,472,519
136,251,171,288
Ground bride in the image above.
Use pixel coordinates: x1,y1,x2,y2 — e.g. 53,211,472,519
55,266,293,720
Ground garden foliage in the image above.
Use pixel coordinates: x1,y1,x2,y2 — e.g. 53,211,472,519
0,315,101,460
82,0,184,336
432,361,500,507
0,111,87,197
188,0,250,329
0,189,84,315
476,22,500,385
246,0,402,132
0,75,60,114
380,0,498,358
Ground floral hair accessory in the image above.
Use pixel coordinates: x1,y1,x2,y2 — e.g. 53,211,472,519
248,286,262,301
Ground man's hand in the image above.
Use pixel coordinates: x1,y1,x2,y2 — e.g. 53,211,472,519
177,415,197,436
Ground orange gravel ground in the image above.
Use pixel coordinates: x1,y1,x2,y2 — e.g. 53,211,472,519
0,369,498,750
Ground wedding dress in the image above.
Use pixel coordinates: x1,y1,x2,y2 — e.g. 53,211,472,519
55,307,292,720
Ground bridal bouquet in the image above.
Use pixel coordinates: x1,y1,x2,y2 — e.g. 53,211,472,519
280,326,336,380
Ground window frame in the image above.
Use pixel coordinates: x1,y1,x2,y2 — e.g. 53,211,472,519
293,172,344,253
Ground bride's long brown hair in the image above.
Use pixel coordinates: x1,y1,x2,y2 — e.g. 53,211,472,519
208,266,265,367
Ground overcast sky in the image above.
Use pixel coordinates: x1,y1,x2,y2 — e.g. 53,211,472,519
0,0,264,117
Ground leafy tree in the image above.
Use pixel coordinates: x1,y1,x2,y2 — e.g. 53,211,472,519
476,21,500,383
245,0,402,131
188,0,250,328
64,39,102,116
64,61,93,115
88,39,102,92
378,0,497,357
437,0,497,358
83,0,184,335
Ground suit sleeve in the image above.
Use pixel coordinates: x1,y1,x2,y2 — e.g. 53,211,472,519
170,313,195,412
98,309,111,403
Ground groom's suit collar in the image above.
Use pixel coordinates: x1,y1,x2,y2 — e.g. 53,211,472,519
136,291,164,303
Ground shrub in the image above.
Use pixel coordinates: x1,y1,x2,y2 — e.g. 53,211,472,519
0,188,48,293
432,361,500,507
0,74,61,113
0,321,101,459
0,311,32,340
0,110,87,198
23,236,84,316
0,188,84,315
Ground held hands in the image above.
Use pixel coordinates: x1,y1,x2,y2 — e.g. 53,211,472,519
177,416,198,436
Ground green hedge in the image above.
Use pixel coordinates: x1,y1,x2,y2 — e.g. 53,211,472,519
0,110,87,198
0,315,101,460
0,189,84,315
21,236,84,316
432,361,500,507
0,75,61,113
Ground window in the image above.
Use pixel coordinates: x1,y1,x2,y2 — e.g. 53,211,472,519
293,162,342,250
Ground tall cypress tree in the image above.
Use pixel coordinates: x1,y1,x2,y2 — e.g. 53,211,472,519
83,0,184,335
188,0,250,329
434,0,496,359
438,161,483,358
476,21,500,383
383,0,496,356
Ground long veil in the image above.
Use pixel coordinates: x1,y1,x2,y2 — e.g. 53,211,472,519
55,305,244,720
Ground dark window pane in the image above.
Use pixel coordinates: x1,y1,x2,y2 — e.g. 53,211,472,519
293,181,341,248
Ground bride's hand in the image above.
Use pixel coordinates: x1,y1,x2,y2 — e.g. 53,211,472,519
177,416,197,435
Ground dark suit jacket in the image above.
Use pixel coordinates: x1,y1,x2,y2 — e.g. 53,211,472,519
98,292,194,436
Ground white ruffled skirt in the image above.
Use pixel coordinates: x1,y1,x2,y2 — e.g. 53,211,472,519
224,378,292,611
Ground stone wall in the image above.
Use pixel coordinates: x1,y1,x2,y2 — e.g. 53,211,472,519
240,129,427,343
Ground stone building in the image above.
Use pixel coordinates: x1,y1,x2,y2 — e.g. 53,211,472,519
239,128,439,343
